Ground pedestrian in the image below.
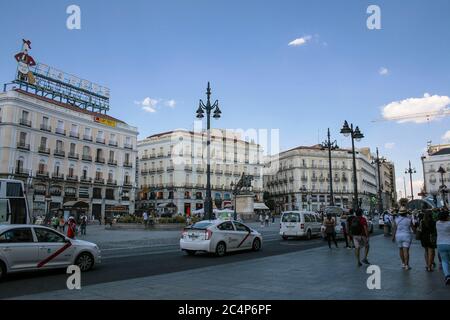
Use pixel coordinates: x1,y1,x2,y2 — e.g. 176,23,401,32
80,214,87,236
350,208,370,266
51,214,59,230
392,206,415,270
418,211,437,272
346,209,355,249
67,216,77,239
436,209,450,285
340,211,350,249
58,216,65,232
259,213,264,227
323,213,338,249
272,213,275,224
264,212,269,227
143,211,149,228
383,210,392,236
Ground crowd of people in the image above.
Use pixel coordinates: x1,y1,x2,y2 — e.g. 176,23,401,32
49,213,88,239
323,204,450,286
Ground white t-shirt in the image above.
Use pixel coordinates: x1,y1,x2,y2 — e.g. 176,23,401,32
143,212,148,220
436,220,450,245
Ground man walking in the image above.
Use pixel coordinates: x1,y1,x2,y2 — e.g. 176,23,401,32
143,211,149,229
350,208,370,267
80,214,87,235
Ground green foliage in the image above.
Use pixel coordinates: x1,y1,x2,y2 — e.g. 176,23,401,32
116,214,143,224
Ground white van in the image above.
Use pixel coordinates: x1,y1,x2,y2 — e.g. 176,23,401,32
280,211,322,240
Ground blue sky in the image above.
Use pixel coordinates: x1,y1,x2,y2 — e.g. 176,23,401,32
1,0,450,197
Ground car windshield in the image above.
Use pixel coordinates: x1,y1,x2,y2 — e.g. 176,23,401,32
190,222,213,230
282,212,300,223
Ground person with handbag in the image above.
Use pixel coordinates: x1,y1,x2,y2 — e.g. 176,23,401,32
323,213,338,249
418,211,437,272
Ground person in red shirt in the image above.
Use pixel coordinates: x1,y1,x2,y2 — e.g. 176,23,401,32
349,209,370,267
67,217,77,239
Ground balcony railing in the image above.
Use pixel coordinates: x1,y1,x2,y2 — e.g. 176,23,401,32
83,135,93,141
96,137,105,144
36,170,49,177
66,175,78,181
19,118,31,127
123,181,132,187
167,165,174,172
14,168,30,176
108,159,117,166
157,167,164,173
68,152,79,160
196,167,205,173
184,165,193,172
140,169,148,175
109,141,118,147
148,168,156,174
149,154,156,159
69,131,79,139
94,177,105,184
215,169,223,174
107,179,117,185
123,162,133,168
157,153,164,158
224,170,232,175
38,146,50,154
52,172,64,180
55,128,66,136
141,155,149,160
54,149,65,157
80,176,92,183
40,124,52,132
95,157,105,164
17,142,30,150
82,155,92,162
124,143,133,150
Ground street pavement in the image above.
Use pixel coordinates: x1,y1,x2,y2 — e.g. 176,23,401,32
3,220,450,300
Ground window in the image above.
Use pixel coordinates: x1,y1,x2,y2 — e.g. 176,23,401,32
233,222,250,232
68,165,74,177
304,214,311,223
35,228,65,243
19,132,27,144
57,120,64,129
0,228,33,243
21,110,29,120
282,212,300,223
56,140,63,151
217,221,235,231
42,116,49,126
40,137,47,148
70,143,76,154
109,150,114,160
83,146,90,156
6,182,23,197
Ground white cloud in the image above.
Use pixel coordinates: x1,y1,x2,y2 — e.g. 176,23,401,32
135,97,159,113
379,67,389,76
165,99,176,108
384,142,395,149
288,35,312,47
381,93,450,123
443,130,450,142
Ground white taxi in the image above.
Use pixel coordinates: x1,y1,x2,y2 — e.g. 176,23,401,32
0,224,101,280
180,220,262,257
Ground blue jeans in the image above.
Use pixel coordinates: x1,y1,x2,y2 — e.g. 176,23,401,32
437,244,450,277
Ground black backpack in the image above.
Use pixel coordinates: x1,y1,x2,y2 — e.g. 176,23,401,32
350,216,363,235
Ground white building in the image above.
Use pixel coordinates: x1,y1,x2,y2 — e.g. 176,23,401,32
264,145,379,212
136,129,264,215
0,89,138,221
421,143,450,205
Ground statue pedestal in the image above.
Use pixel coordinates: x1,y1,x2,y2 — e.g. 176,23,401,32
236,194,255,220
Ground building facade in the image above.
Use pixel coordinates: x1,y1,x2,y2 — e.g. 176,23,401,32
263,145,380,212
136,129,264,215
0,89,138,221
422,143,450,205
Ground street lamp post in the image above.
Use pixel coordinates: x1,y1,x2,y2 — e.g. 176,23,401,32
321,128,338,206
437,166,448,208
196,82,221,220
405,161,416,200
340,120,364,211
371,147,386,215
230,181,238,221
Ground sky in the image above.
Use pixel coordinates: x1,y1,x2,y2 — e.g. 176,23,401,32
1,0,450,198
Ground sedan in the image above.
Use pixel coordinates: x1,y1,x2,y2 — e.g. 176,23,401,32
180,220,262,257
0,225,101,280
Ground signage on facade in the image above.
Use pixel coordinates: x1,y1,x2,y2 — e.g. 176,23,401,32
94,116,116,127
34,195,45,203
12,39,110,113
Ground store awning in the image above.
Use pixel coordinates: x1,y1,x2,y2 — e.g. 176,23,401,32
253,202,269,210
63,200,89,208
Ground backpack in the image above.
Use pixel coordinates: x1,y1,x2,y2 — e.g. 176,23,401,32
350,216,363,235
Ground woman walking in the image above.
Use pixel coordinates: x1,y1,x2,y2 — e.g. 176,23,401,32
323,213,338,249
436,209,450,285
392,207,415,270
419,211,437,272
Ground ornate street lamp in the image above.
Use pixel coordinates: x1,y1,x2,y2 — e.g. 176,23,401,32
340,120,364,210
196,82,221,220
321,128,338,206
437,166,448,208
371,147,386,215
405,161,416,200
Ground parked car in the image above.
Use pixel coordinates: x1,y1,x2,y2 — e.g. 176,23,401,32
180,220,262,257
280,211,322,240
0,225,101,280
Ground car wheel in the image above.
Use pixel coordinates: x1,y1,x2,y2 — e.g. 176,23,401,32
0,260,6,281
306,229,312,240
185,250,196,256
282,235,288,241
252,238,261,251
75,252,94,272
215,242,227,257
